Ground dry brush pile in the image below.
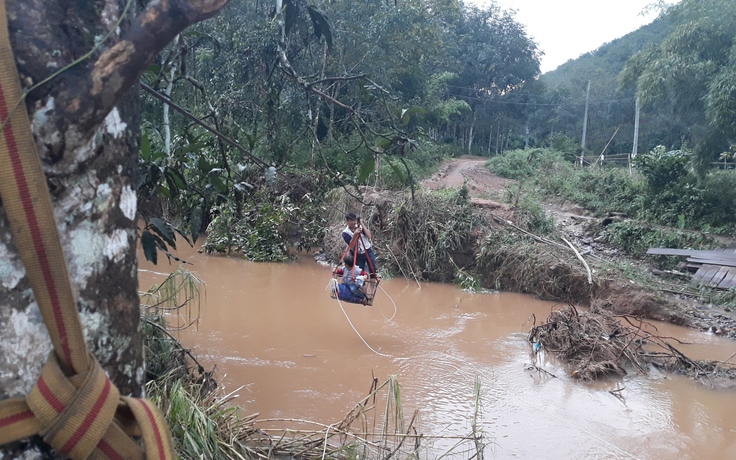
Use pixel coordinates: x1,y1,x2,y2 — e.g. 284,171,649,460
528,304,736,385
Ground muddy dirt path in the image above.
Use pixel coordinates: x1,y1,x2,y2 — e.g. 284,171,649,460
421,156,509,196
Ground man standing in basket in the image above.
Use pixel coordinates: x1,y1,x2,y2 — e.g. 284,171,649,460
342,211,378,278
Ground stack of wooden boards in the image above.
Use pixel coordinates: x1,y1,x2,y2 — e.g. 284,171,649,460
647,248,736,289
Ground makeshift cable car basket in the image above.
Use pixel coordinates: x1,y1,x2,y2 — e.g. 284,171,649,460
329,272,379,306
329,220,380,306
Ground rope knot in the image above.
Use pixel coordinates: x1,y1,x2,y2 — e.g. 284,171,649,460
28,353,119,459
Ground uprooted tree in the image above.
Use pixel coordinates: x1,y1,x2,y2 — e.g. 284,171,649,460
0,0,228,456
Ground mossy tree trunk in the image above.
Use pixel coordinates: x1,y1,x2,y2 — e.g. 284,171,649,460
0,0,228,457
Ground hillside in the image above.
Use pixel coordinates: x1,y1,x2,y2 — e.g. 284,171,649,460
528,13,678,157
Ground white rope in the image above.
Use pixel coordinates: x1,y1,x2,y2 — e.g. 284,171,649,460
321,422,337,460
377,283,397,321
335,295,391,358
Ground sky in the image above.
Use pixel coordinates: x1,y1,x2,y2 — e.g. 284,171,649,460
469,0,675,73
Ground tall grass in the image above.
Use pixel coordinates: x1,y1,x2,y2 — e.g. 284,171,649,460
141,269,260,459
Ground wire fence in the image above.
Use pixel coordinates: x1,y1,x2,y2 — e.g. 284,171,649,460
577,154,736,172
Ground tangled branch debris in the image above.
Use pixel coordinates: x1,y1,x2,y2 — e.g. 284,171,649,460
529,305,736,385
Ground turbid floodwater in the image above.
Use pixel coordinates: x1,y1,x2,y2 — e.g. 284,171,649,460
139,244,736,459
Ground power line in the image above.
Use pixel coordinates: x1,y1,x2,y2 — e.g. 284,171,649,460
442,84,634,107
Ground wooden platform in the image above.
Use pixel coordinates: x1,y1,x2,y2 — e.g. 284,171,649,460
647,247,736,289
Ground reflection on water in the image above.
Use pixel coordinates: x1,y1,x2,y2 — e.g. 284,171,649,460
139,246,736,459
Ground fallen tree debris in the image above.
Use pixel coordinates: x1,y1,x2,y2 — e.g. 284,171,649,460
529,305,736,386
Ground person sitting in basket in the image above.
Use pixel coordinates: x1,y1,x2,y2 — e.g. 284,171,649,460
334,254,368,304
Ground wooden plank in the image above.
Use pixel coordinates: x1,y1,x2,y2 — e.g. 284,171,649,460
648,248,736,258
718,270,736,289
647,248,699,256
706,267,731,287
687,257,736,267
687,256,736,268
702,266,724,285
693,264,719,281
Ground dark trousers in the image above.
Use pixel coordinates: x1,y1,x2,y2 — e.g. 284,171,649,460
356,247,377,277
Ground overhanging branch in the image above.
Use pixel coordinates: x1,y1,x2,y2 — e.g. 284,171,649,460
141,82,272,169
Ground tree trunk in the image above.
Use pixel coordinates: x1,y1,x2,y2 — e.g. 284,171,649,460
467,112,475,153
0,0,228,457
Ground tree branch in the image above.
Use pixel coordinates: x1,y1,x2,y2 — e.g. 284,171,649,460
58,0,230,135
141,82,271,169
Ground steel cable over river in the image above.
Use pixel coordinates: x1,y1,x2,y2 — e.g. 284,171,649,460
139,243,736,459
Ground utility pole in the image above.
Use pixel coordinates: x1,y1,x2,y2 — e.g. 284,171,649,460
630,97,640,176
580,80,590,166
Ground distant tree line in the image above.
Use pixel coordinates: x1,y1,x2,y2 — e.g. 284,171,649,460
136,0,736,254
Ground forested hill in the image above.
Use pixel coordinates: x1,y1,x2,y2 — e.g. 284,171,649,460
529,0,736,168
541,15,672,88
528,14,676,158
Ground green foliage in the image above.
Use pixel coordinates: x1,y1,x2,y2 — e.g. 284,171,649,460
139,218,193,265
538,164,645,217
203,196,290,261
201,179,328,261
486,148,568,180
620,0,736,169
377,141,453,190
547,134,580,161
488,146,736,235
633,146,692,191
512,192,556,235
138,0,735,266
696,171,736,229
602,221,716,264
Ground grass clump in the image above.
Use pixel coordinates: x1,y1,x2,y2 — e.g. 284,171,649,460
475,232,597,303
141,269,259,459
384,188,488,282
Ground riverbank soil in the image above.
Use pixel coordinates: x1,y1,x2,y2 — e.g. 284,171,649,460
419,156,736,339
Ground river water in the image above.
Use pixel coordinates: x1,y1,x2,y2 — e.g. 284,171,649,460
138,245,736,459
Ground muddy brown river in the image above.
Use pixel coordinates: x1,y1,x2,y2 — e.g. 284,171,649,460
139,245,736,459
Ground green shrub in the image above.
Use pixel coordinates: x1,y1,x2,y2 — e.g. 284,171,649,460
695,171,736,230
634,146,692,192
506,189,556,235
603,221,716,267
491,145,736,234
486,148,567,180
203,194,294,261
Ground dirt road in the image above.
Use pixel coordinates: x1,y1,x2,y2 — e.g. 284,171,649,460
421,156,510,197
